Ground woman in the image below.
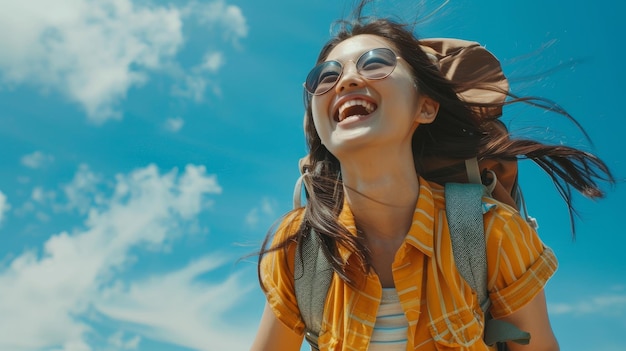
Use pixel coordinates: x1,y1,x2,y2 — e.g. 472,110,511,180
251,2,613,350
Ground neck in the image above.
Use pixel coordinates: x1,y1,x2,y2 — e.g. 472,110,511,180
339,147,419,243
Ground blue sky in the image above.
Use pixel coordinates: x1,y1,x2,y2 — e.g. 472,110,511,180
0,0,624,350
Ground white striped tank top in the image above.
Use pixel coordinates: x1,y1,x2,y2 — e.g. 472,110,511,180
368,288,409,350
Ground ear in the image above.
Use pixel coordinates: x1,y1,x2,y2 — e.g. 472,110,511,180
416,96,439,124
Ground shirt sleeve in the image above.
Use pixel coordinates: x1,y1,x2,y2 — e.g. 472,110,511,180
260,209,306,334
484,203,558,318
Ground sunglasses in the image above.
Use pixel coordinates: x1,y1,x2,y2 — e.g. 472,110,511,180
303,47,401,97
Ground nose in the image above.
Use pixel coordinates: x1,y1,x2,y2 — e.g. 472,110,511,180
335,62,365,93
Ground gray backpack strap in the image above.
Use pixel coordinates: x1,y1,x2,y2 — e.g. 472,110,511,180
294,228,333,350
445,183,530,348
484,319,531,347
445,182,490,310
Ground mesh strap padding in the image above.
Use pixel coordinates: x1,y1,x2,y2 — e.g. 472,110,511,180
294,229,333,350
445,183,490,311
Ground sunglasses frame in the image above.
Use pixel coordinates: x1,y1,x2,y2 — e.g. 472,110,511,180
303,47,401,99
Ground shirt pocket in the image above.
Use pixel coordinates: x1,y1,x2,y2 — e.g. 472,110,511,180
427,307,489,350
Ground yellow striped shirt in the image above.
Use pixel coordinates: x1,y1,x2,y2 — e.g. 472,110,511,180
261,179,557,350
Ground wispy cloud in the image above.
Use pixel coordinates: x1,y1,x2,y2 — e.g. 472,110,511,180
188,0,248,45
97,255,255,351
0,191,9,225
550,290,626,316
245,197,278,229
201,52,225,73
0,0,247,124
20,151,54,169
0,164,252,351
164,117,185,132
31,186,57,204
107,331,141,350
57,164,104,214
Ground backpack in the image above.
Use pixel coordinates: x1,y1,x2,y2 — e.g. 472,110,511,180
418,38,535,225
291,39,536,350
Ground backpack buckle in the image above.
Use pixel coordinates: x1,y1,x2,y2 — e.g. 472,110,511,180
304,330,320,350
526,216,539,230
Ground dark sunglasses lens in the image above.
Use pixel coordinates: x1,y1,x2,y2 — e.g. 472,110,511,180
357,48,397,79
306,61,342,95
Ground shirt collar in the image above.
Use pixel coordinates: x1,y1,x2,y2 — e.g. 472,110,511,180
336,177,436,262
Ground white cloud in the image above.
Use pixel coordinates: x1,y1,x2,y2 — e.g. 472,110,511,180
0,0,248,124
201,52,224,73
173,164,222,218
0,164,252,351
58,164,104,214
0,191,9,225
107,331,141,350
171,74,211,102
97,255,254,351
20,151,54,169
550,293,626,316
245,197,277,229
12,185,56,219
189,0,248,45
31,186,57,204
164,117,184,132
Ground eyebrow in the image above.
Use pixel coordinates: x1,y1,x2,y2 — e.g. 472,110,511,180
325,47,392,63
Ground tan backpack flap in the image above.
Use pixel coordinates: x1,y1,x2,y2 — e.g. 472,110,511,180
417,39,521,209
419,38,510,119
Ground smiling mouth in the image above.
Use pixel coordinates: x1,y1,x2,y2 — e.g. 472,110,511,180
335,99,377,122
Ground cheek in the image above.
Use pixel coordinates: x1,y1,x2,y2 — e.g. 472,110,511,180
397,77,421,117
310,97,331,139
397,76,419,101
383,80,420,119
311,115,329,145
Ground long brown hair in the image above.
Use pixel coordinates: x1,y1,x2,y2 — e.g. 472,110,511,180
258,1,614,287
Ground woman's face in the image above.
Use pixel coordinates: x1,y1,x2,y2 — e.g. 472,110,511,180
310,34,435,160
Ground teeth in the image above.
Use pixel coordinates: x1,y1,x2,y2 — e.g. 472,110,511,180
338,99,376,121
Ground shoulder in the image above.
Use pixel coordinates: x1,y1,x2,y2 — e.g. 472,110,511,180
261,208,306,278
261,207,306,276
482,197,558,317
271,207,306,248
481,195,541,260
481,196,535,245
259,207,308,334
